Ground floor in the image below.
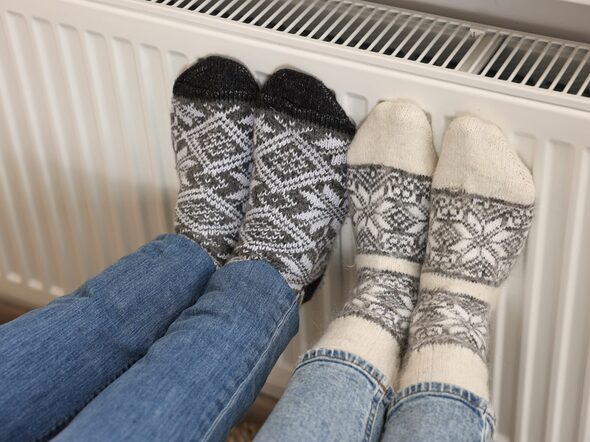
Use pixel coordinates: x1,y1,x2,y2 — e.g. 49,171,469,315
226,394,277,441
0,300,28,324
0,300,275,441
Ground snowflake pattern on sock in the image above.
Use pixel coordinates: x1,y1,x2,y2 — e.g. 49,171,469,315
230,109,351,298
338,163,433,347
349,166,432,262
423,189,535,286
173,96,255,267
339,267,419,345
408,289,490,361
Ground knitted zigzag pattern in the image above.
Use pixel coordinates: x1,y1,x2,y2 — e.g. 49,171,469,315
231,109,351,298
340,267,419,343
173,96,255,267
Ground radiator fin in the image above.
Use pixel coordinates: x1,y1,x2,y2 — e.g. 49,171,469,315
144,0,590,99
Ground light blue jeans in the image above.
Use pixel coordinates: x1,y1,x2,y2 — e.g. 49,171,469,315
256,349,496,442
0,234,299,441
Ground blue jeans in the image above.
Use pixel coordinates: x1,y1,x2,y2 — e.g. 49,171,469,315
0,234,299,441
256,349,495,442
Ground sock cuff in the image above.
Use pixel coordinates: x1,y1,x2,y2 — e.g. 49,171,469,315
315,316,402,384
173,55,259,102
339,266,419,341
259,68,356,136
400,344,490,400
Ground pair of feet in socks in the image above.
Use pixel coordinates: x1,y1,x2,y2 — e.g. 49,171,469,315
316,102,535,401
171,56,356,302
174,55,536,402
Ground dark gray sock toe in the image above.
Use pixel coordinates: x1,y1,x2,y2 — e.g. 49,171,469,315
259,68,356,136
173,55,258,101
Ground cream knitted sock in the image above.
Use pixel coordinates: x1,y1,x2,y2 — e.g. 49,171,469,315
315,101,437,384
399,115,535,400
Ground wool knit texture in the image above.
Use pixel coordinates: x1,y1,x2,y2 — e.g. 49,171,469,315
400,115,535,400
230,69,356,302
316,101,438,384
172,56,258,267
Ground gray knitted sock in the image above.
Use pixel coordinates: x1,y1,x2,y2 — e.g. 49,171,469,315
230,69,356,302
172,56,258,267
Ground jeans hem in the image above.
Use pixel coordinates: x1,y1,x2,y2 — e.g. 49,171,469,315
297,348,395,399
393,382,496,434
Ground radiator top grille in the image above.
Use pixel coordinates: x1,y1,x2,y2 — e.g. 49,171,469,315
145,0,590,100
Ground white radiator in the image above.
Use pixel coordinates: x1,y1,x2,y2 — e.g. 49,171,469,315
1,0,589,440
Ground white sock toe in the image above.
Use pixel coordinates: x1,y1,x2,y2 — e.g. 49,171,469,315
347,101,437,176
433,115,535,205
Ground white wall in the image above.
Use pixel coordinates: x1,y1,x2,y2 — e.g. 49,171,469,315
377,0,590,43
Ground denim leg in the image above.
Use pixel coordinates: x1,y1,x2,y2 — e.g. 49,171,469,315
382,383,496,442
54,260,299,442
0,234,214,442
255,348,393,442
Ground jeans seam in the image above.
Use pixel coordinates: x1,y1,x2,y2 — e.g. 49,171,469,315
201,296,299,442
363,386,388,442
480,411,489,442
483,407,496,441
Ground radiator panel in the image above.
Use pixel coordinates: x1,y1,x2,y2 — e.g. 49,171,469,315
1,1,589,441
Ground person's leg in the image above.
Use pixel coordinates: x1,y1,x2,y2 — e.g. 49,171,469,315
384,115,535,441
0,56,258,442
254,101,436,442
255,349,393,442
54,68,355,441
0,234,214,441
55,260,298,442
